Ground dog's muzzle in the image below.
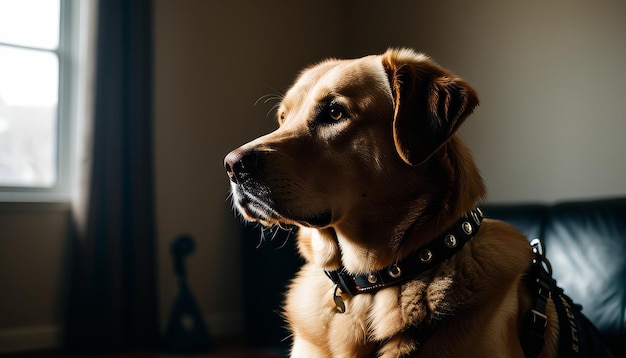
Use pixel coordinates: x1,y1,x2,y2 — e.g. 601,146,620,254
224,147,332,228
224,147,279,223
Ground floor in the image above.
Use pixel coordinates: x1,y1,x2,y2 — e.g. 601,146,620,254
0,350,283,358
0,340,285,358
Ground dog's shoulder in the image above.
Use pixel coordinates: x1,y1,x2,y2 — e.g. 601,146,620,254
467,218,534,278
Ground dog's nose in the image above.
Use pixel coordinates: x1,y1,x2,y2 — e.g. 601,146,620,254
224,148,258,184
224,149,244,183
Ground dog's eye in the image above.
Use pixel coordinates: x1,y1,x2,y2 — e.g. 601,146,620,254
322,104,348,123
328,106,345,121
311,103,349,129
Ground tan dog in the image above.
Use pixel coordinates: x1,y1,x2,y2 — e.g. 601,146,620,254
225,49,608,357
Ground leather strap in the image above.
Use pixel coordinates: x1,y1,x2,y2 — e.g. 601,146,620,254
522,239,611,358
521,239,553,358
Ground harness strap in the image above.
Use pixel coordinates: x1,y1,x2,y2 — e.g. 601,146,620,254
552,284,611,357
521,239,553,358
521,239,611,358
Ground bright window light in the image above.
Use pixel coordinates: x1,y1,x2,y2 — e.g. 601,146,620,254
0,47,59,107
0,0,60,50
0,0,62,189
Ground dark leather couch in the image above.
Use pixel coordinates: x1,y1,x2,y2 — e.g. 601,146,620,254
239,197,626,356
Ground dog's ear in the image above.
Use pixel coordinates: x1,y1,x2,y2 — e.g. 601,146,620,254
382,49,479,166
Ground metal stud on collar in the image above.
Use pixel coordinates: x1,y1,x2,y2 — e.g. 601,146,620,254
471,210,481,225
462,221,473,235
419,249,433,263
444,234,457,248
367,273,378,284
388,264,402,278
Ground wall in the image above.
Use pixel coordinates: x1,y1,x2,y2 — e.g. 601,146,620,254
0,203,69,352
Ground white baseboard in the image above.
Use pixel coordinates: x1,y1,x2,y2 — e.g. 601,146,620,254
0,325,62,354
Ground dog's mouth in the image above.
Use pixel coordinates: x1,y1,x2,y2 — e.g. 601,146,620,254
230,180,282,225
230,181,332,228
296,211,332,227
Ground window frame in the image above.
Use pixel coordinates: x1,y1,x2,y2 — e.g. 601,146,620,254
0,0,79,202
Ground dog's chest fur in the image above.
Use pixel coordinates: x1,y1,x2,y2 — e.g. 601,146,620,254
287,264,455,357
285,222,535,357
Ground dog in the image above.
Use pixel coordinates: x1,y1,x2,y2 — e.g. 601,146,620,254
224,49,612,357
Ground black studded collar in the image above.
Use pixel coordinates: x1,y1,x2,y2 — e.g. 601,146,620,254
325,208,483,309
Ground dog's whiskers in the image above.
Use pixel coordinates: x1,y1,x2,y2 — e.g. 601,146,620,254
256,224,269,249
255,91,284,118
254,93,283,107
275,225,296,249
266,103,281,118
254,94,273,106
254,224,296,249
257,225,276,248
281,332,294,343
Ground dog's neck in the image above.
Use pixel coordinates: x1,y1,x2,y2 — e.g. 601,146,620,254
325,208,483,297
299,137,486,274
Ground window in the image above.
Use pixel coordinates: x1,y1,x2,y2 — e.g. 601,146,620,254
0,0,78,201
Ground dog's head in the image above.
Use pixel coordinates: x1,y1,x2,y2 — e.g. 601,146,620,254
225,49,481,244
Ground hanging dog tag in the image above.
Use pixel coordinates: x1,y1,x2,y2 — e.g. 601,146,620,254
333,285,346,313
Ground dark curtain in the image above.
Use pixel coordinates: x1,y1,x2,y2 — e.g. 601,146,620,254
65,0,158,352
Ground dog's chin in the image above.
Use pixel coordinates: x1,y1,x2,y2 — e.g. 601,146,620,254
295,211,332,228
233,191,283,226
232,187,332,228
239,202,332,229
